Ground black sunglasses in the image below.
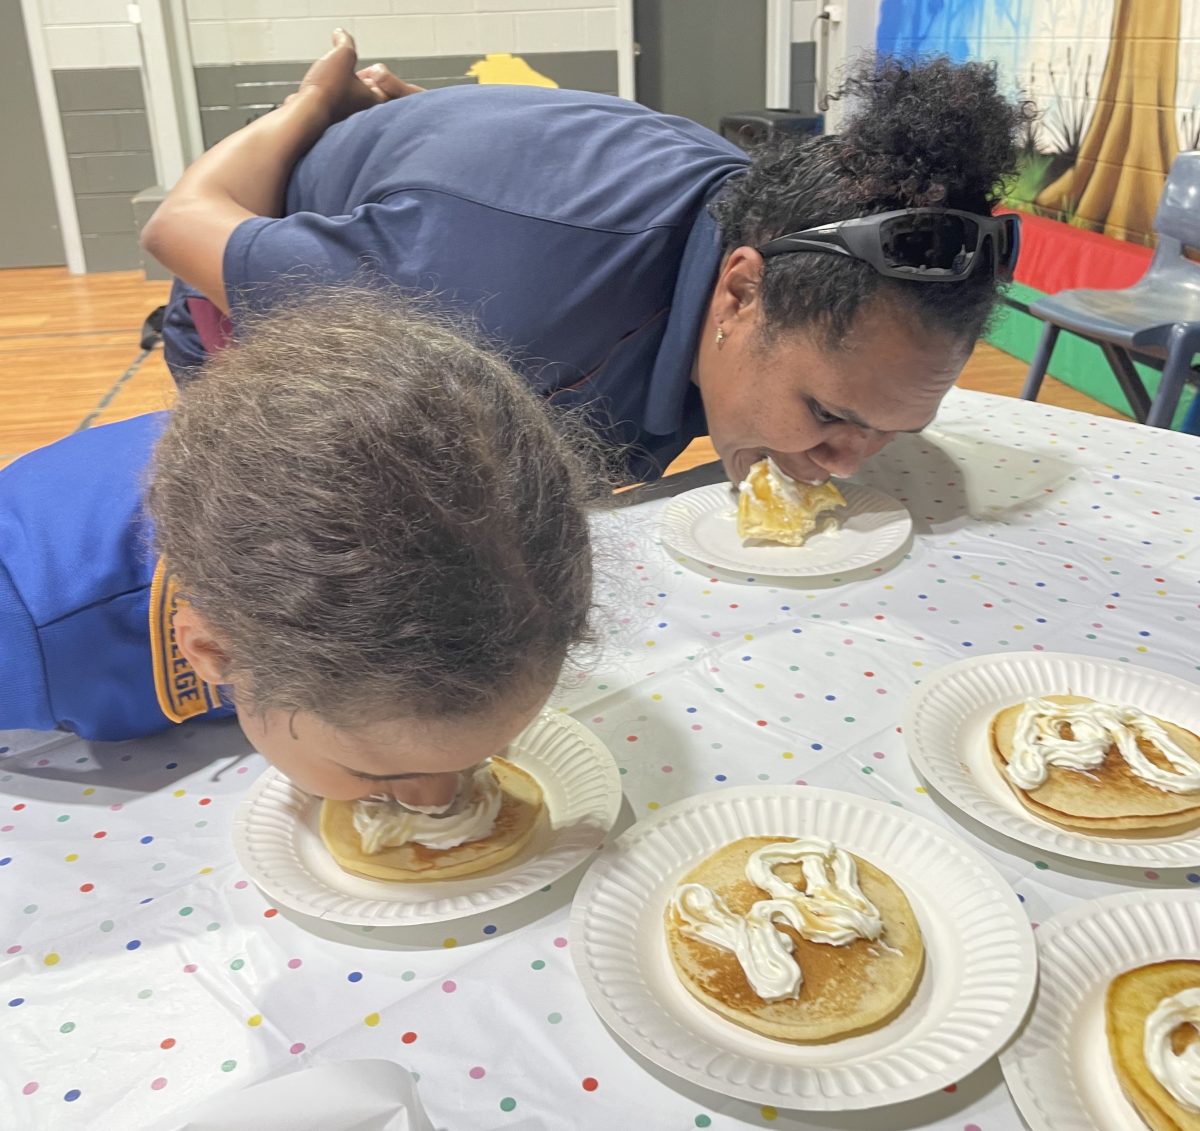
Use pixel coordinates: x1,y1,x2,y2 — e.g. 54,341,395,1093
756,208,1020,282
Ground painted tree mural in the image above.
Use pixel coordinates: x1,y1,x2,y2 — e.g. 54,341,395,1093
876,0,1200,246
1034,0,1180,240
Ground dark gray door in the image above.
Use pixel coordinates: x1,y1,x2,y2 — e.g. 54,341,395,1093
1,0,65,267
634,0,767,132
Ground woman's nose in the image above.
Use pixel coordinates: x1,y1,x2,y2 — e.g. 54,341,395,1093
382,773,463,810
811,429,893,478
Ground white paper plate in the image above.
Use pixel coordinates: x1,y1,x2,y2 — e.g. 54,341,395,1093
1000,890,1200,1131
232,711,622,925
658,482,912,577
568,785,1036,1110
904,651,1200,868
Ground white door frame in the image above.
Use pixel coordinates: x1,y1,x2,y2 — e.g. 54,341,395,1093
818,0,882,132
168,0,204,164
766,0,791,109
617,0,635,100
132,0,204,186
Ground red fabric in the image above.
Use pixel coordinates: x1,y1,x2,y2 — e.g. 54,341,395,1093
998,208,1154,294
186,296,233,356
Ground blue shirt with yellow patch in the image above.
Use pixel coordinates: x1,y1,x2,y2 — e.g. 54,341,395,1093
0,414,230,741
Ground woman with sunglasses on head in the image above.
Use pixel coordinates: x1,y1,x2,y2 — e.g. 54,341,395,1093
144,34,1029,488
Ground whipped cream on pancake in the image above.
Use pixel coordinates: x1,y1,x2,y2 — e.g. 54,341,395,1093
738,456,803,504
1006,698,1200,795
672,886,811,1000
670,837,883,1002
1144,987,1200,1112
352,764,500,854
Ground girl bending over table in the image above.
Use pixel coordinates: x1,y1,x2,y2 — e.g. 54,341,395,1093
0,288,604,810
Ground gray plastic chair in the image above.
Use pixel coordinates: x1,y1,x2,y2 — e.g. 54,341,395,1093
1020,150,1200,431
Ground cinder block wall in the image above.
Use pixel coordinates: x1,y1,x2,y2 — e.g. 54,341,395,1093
55,70,154,272
30,0,621,273
194,49,618,150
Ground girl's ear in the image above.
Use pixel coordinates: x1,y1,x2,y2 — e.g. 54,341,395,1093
172,604,231,686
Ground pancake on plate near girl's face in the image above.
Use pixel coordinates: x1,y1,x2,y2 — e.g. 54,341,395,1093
319,757,545,882
990,695,1200,835
1106,960,1200,1131
664,835,924,1043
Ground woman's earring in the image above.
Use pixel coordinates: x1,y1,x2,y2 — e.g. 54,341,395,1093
715,326,726,347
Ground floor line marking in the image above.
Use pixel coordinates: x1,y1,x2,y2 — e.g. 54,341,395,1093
75,348,152,432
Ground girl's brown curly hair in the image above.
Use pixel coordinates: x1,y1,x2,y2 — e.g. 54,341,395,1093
148,286,606,726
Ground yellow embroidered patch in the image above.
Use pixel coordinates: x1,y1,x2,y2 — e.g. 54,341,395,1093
149,559,222,723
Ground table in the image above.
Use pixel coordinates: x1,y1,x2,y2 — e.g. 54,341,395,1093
3,387,1199,1130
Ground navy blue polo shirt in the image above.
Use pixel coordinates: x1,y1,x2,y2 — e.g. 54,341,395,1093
164,84,748,480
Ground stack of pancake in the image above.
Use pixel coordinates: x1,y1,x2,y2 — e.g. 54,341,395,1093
664,836,924,1042
990,695,1200,836
320,758,544,881
1107,961,1200,1130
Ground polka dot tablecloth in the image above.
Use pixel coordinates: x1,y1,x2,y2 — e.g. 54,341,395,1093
3,389,1199,1130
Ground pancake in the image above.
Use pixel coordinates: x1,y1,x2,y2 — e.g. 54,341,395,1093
990,695,1200,835
1106,961,1200,1131
737,457,846,547
319,757,544,881
664,836,924,1043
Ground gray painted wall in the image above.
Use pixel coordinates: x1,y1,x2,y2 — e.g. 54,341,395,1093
2,0,64,267
790,41,816,114
633,0,767,133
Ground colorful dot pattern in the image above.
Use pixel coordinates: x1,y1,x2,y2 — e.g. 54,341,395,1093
2,392,1199,1128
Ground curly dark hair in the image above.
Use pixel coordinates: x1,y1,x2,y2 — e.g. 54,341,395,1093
148,286,607,726
711,55,1035,348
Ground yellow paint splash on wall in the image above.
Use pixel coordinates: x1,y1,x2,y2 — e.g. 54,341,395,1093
466,53,558,88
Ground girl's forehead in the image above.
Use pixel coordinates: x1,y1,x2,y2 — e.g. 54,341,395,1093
304,693,548,775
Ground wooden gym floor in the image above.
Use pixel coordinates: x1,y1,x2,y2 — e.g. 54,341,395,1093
0,266,1128,473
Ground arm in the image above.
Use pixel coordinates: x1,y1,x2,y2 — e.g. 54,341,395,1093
141,30,421,313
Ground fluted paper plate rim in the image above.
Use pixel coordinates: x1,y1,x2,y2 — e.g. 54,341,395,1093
568,785,1037,1110
904,651,1200,867
999,889,1200,1131
658,482,912,578
232,711,622,925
